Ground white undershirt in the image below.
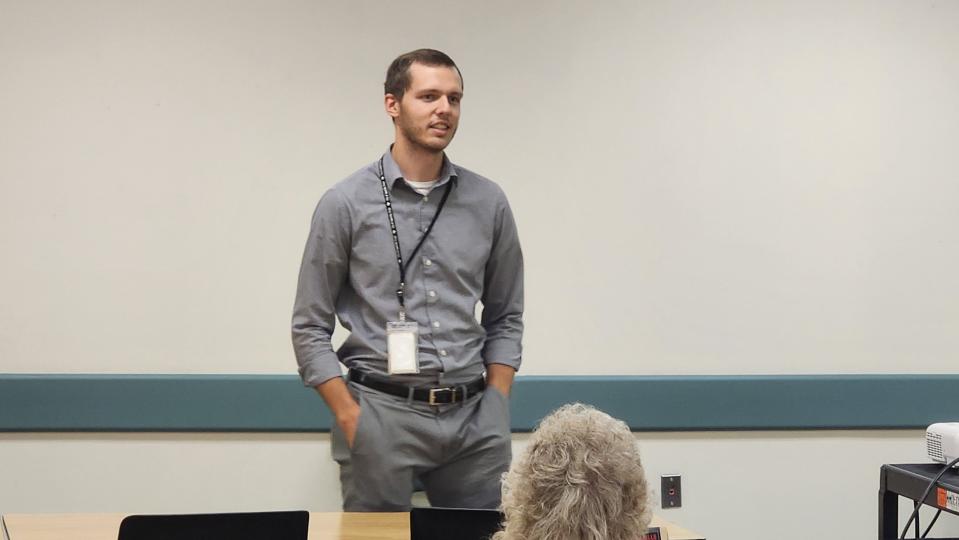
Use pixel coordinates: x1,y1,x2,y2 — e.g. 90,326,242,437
404,179,439,196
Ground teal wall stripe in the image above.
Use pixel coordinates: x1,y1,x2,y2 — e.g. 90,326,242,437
1,374,957,432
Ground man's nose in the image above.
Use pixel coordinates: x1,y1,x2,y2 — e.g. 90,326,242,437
435,96,451,114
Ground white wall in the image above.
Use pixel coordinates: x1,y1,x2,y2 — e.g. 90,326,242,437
3,0,958,375
3,1,959,539
2,431,957,539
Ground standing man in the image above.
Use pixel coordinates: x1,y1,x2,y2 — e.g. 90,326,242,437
292,49,524,511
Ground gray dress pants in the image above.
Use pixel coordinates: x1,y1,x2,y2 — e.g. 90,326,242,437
330,381,512,511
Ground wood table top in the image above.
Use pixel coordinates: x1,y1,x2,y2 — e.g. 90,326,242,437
2,511,704,540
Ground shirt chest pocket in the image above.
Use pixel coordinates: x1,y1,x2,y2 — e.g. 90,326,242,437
350,220,400,275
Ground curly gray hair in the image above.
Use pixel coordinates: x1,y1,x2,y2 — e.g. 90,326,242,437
493,403,651,540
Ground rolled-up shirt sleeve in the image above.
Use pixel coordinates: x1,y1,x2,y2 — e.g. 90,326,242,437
480,193,524,371
292,188,352,387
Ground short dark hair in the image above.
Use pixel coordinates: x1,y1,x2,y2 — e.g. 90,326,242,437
384,49,463,100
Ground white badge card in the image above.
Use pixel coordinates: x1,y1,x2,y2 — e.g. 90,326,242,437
386,321,420,374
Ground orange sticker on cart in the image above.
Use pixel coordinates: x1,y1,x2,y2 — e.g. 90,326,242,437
938,487,959,512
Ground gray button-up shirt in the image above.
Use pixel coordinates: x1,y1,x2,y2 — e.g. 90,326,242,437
292,150,524,387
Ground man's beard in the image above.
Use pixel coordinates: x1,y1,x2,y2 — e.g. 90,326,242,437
398,118,455,153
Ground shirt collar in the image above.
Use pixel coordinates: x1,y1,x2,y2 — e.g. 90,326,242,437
380,148,458,192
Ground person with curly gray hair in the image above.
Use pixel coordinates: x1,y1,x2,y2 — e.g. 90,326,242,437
493,403,652,540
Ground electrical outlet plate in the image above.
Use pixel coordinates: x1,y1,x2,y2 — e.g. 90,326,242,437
661,475,682,508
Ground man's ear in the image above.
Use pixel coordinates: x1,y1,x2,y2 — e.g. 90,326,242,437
384,94,400,119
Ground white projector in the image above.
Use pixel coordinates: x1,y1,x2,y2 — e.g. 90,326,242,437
926,423,959,466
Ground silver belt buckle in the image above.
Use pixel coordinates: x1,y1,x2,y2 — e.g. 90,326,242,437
428,387,455,405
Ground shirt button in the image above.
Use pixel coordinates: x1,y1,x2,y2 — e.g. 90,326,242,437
439,349,448,357
423,258,432,266
428,290,437,298
423,195,429,203
432,321,440,328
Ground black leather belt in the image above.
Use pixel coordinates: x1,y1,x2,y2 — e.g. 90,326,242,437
348,369,485,405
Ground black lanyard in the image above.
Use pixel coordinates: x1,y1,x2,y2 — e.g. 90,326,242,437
377,157,453,320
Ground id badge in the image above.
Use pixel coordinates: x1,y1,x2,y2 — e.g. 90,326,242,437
386,321,420,374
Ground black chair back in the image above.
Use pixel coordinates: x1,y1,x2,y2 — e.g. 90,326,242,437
117,510,309,540
410,507,503,540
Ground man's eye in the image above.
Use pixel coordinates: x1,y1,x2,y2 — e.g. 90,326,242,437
422,95,436,101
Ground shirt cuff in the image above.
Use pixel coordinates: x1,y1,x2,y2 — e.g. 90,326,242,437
297,351,345,387
482,339,522,371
